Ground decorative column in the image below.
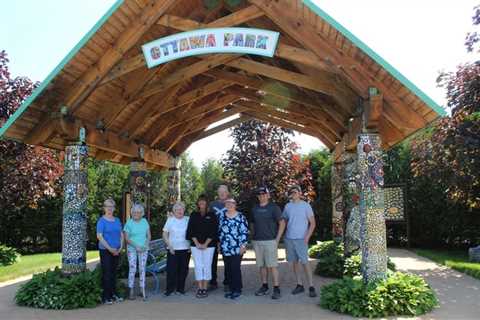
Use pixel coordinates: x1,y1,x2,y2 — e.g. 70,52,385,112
357,133,387,282
167,157,182,209
129,160,148,217
331,159,343,243
61,144,88,274
342,152,361,256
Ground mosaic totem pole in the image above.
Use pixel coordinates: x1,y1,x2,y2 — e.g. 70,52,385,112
342,152,361,256
129,161,148,216
357,133,387,282
62,144,88,274
331,159,344,243
167,157,182,210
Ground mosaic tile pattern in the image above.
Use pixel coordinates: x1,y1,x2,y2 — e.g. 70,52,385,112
357,134,387,282
130,161,148,209
345,206,361,254
331,162,343,242
62,145,88,274
384,186,405,221
342,152,361,255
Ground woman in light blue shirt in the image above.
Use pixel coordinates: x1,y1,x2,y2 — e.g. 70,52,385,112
124,203,151,301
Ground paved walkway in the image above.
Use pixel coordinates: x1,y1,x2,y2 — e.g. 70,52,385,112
0,249,479,319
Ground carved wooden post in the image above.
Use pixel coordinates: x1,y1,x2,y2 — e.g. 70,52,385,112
129,160,148,217
331,158,343,243
357,133,387,282
167,157,182,209
61,144,88,274
342,152,361,256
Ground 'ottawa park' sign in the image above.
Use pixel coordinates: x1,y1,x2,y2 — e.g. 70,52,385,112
142,27,280,68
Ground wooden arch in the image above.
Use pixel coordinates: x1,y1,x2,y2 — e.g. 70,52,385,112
0,0,445,169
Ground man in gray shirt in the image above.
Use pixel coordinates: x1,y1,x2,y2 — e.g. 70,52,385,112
282,185,317,298
250,187,285,300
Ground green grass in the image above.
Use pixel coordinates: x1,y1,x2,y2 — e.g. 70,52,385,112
414,249,480,280
0,251,99,283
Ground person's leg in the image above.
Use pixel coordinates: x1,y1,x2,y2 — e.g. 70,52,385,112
210,247,218,287
223,255,232,296
99,250,111,302
111,253,120,298
302,262,314,287
166,251,177,294
297,241,316,297
176,250,190,293
270,267,280,286
138,250,148,292
230,255,242,296
127,248,137,289
293,261,303,285
191,247,203,288
203,247,215,291
223,253,231,290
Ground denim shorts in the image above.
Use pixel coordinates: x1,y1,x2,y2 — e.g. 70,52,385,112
284,239,309,264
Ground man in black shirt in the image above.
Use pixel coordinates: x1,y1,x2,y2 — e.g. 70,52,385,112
250,187,285,299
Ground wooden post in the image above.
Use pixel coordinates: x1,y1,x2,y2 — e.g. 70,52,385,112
167,157,182,209
331,156,343,243
342,152,361,256
129,160,148,218
61,143,88,274
357,133,387,282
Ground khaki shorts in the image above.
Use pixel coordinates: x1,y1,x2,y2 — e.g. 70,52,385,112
253,240,278,268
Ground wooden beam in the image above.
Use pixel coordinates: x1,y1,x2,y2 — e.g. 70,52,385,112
225,86,343,138
25,0,178,143
183,106,249,137
55,119,173,167
206,69,348,125
237,101,338,144
243,110,334,149
194,115,253,142
146,94,239,147
249,0,427,133
364,88,383,129
137,54,240,102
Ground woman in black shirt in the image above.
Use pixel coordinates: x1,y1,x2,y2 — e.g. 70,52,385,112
186,195,218,298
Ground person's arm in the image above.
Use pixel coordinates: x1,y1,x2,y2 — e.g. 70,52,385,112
239,216,249,255
304,215,316,244
163,219,175,255
276,220,286,244
119,230,125,254
145,227,151,250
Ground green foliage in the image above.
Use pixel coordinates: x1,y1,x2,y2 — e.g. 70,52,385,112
180,153,204,213
311,241,396,278
415,249,480,280
303,149,332,241
320,272,438,317
223,120,315,213
15,266,126,309
200,158,225,202
0,244,19,266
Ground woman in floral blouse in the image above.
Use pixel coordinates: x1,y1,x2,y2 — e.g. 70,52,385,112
218,198,249,300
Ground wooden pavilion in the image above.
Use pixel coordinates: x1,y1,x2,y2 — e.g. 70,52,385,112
0,0,444,280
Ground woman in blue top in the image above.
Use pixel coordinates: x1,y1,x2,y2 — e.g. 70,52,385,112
96,198,124,305
124,203,151,301
218,198,249,300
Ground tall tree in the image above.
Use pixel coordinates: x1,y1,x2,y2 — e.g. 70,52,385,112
222,120,314,214
0,50,64,250
200,158,225,201
411,7,480,209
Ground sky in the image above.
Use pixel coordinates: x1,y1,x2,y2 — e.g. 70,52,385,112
1,0,477,167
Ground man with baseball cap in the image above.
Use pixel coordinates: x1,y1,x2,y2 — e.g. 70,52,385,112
250,186,285,300
282,185,317,298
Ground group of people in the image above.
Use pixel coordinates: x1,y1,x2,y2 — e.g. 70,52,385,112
95,184,317,304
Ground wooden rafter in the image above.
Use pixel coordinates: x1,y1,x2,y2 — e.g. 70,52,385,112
193,115,253,142
206,68,348,125
146,93,239,147
224,86,344,138
236,100,338,144
25,0,178,144
248,0,427,133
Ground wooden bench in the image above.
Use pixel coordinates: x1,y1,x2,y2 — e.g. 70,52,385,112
145,239,168,294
